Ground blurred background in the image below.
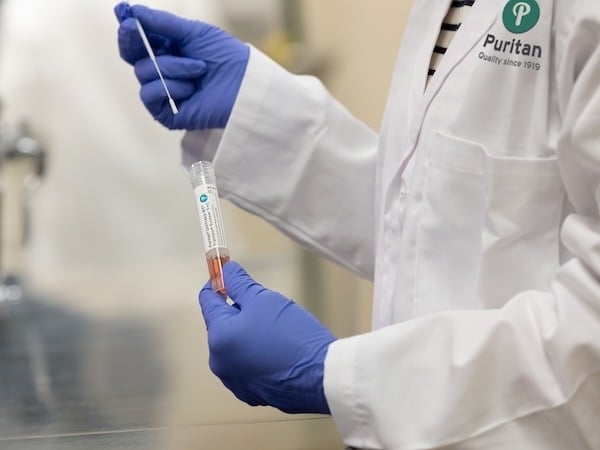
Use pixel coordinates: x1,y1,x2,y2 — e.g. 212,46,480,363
0,0,412,448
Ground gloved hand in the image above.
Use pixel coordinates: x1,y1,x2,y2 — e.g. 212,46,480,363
114,2,249,130
199,261,336,415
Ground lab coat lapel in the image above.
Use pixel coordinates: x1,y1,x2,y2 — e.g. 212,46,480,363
413,0,498,138
379,0,451,187
383,0,498,210
404,0,451,126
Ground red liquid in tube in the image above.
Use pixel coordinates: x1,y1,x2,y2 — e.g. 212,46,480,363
207,253,230,295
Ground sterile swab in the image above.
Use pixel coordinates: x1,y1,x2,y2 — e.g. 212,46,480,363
135,18,179,115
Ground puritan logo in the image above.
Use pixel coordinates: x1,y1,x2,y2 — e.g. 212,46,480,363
502,0,540,33
478,0,543,71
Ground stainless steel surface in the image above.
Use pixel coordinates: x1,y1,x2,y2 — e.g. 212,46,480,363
0,281,343,449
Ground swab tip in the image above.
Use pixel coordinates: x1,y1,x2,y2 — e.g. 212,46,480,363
169,97,179,115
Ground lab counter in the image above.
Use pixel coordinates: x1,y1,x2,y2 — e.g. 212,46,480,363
0,269,344,450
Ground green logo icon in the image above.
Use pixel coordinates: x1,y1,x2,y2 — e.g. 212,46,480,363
503,0,540,34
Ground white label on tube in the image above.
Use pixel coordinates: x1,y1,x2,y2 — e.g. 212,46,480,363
193,184,228,252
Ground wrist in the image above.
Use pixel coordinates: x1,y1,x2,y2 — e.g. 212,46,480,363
313,339,335,415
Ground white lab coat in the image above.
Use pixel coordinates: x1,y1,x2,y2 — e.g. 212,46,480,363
182,0,600,448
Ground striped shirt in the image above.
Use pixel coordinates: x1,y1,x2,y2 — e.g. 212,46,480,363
427,0,475,83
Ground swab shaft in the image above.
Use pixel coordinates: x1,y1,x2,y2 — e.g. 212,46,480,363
135,19,179,115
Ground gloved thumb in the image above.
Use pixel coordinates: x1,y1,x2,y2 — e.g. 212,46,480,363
130,4,198,42
199,281,237,329
221,261,266,308
114,2,132,23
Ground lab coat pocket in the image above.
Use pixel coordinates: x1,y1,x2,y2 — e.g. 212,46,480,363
415,132,564,316
476,149,564,309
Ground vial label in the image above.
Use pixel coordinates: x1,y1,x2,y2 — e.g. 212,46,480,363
194,184,228,252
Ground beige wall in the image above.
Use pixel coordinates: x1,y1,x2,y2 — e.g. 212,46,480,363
303,0,414,128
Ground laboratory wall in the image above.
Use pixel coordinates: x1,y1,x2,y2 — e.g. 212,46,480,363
0,1,413,449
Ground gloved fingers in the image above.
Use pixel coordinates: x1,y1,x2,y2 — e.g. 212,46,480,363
130,4,198,42
221,261,268,308
199,282,238,329
139,79,196,129
134,56,207,84
140,78,196,111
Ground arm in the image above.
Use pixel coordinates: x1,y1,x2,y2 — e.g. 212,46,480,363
183,47,379,280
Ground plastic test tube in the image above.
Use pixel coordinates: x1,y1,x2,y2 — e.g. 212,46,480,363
188,161,230,294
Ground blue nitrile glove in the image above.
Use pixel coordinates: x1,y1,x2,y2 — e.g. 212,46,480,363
199,261,336,415
115,2,249,130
